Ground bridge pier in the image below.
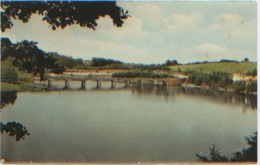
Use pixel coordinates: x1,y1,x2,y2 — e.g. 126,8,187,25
111,80,116,88
65,79,69,88
124,80,130,87
47,79,52,88
162,81,168,88
96,80,101,88
138,80,143,86
81,80,86,88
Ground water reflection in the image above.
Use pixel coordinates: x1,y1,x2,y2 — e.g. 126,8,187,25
1,91,30,141
1,122,30,141
1,91,17,108
131,85,257,111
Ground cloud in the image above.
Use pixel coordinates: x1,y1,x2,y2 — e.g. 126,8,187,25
217,14,244,22
2,2,256,64
207,13,256,41
162,12,203,32
193,43,227,52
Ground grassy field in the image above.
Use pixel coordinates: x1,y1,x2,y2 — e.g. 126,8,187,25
170,62,257,74
1,82,20,91
1,58,32,78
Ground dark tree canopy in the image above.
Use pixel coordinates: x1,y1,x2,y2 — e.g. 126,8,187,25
1,37,65,80
1,121,30,141
1,1,129,32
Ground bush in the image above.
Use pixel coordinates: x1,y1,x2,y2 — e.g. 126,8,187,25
187,71,233,87
246,80,257,92
232,81,247,92
196,132,257,162
1,67,18,83
112,71,173,78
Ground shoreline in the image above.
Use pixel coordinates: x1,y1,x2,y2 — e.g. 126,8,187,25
181,83,257,96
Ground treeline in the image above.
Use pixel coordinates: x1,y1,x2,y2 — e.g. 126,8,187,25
112,71,173,78
92,57,123,67
51,53,84,68
186,71,257,92
185,58,254,65
187,71,233,87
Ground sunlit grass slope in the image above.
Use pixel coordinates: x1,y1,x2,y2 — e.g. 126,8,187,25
170,62,257,74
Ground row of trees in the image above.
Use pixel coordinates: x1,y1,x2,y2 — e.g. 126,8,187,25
187,71,233,88
51,53,84,69
112,71,173,78
186,71,257,92
92,57,123,67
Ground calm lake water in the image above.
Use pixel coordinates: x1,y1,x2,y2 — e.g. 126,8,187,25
0,81,257,163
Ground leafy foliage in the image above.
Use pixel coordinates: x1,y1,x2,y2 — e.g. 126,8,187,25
0,91,17,108
1,37,65,80
112,71,173,78
1,121,30,141
231,81,247,92
165,59,178,66
187,71,233,88
1,67,18,83
246,68,257,77
92,57,123,67
231,132,257,162
246,80,257,92
1,1,129,32
196,144,229,162
51,52,84,68
196,132,257,162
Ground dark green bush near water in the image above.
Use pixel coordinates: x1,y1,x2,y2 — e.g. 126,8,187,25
231,81,247,91
1,67,18,83
231,80,257,92
112,71,173,78
187,71,233,88
245,68,257,77
187,71,257,92
246,80,257,91
196,132,257,162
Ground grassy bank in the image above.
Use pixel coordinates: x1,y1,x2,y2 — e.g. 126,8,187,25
1,82,45,92
170,62,256,74
184,71,257,93
112,71,173,78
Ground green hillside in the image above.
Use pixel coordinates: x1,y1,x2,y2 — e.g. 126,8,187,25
170,62,257,74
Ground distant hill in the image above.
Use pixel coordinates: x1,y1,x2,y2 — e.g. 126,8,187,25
170,62,257,74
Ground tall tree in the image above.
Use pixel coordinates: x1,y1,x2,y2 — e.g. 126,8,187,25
1,1,129,32
1,38,65,80
1,1,129,79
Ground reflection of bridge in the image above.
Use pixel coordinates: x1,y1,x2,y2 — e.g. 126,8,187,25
33,75,185,89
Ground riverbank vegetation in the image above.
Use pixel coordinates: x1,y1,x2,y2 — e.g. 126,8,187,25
1,58,44,92
196,132,257,162
185,71,257,93
112,71,173,78
1,38,65,80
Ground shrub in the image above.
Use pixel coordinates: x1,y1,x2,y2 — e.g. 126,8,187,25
1,67,18,83
112,71,173,78
187,71,233,87
232,81,247,92
246,80,257,92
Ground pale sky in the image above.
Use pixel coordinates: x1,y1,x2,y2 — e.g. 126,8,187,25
1,1,257,64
